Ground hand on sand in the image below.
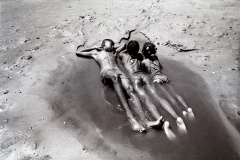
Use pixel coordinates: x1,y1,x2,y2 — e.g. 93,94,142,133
129,118,146,133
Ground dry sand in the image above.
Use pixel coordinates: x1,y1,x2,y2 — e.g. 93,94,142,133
0,0,240,159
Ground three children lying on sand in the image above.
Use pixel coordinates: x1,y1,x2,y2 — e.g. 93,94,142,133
76,39,193,133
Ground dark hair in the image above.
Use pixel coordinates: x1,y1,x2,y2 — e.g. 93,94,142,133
142,42,159,61
126,40,144,61
101,39,115,48
142,42,156,56
127,40,140,56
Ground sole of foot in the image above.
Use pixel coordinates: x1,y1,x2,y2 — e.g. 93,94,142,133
129,118,146,133
176,117,187,133
163,121,177,140
187,108,195,120
183,111,187,116
163,121,170,131
183,108,195,120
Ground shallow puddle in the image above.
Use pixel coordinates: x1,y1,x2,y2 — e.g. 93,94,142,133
44,55,240,159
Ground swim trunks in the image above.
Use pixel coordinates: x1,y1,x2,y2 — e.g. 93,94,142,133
148,60,164,82
130,72,149,84
100,68,128,85
152,74,165,83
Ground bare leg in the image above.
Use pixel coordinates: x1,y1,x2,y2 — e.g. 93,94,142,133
120,78,154,128
142,75,186,128
164,84,194,116
131,79,165,128
146,83,186,128
112,81,145,132
129,92,165,128
176,95,193,113
127,91,146,122
145,83,179,119
157,84,178,105
158,84,188,116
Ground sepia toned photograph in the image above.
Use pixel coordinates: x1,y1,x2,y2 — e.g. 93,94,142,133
0,0,240,159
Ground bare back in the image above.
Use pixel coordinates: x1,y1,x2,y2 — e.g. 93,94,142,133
92,50,119,73
120,52,142,74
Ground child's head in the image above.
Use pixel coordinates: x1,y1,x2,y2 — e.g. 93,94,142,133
127,40,140,57
101,39,115,52
142,42,157,59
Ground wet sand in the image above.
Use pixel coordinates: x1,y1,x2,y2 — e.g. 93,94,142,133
1,0,240,159
43,55,240,159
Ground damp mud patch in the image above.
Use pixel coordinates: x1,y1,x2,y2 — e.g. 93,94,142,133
36,50,240,159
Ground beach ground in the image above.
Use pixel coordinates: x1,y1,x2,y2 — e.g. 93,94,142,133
0,0,240,159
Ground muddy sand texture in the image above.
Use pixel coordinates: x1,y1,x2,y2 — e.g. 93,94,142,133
0,0,240,159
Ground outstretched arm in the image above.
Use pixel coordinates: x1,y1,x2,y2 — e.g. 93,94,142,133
76,46,99,58
115,43,126,54
115,48,127,70
115,43,127,60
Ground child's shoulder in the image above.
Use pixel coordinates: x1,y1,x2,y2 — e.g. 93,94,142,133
141,58,151,67
136,53,144,61
142,58,151,63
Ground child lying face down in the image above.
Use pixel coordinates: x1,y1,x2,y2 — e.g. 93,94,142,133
76,39,169,132
117,40,185,129
141,42,169,83
141,42,194,116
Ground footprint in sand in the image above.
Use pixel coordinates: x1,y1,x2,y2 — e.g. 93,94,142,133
0,99,12,112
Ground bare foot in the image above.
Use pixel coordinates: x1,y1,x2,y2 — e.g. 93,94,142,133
187,108,195,120
129,118,146,132
176,117,184,125
183,108,194,116
162,121,170,132
164,121,176,140
183,110,187,116
176,117,187,132
146,116,164,128
187,108,194,114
